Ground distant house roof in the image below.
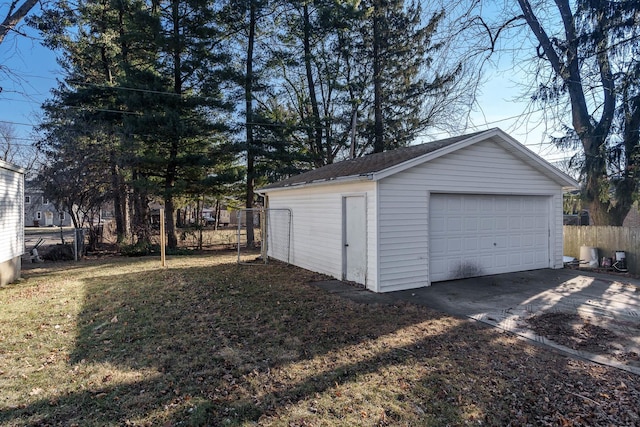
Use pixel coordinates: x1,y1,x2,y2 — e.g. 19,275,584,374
260,128,578,191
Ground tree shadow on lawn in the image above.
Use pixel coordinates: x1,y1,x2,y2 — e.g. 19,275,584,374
3,258,640,426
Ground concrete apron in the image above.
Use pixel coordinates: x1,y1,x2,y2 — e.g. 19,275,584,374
394,269,640,375
312,269,640,375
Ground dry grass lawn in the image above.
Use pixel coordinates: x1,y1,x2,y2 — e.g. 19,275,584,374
1,253,639,426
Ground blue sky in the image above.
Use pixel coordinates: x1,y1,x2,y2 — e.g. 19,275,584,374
0,12,573,169
1,19,60,151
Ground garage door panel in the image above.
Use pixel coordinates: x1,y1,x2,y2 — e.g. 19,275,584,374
463,238,478,251
480,254,495,267
509,217,522,229
448,238,462,251
480,217,494,230
494,254,509,268
535,251,548,264
522,217,537,230
464,197,480,211
431,216,446,230
535,217,548,228
496,235,509,247
430,194,550,282
480,198,494,211
509,253,523,265
447,198,462,210
447,217,463,232
430,259,446,275
430,236,448,252
535,234,548,246
507,199,521,211
494,198,509,211
464,217,479,232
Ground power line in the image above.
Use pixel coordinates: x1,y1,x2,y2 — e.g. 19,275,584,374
0,119,37,127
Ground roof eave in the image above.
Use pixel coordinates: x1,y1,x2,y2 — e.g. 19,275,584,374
257,173,374,194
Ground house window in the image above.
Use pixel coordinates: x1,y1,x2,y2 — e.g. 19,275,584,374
59,212,65,221
36,212,42,220
25,196,31,203
43,198,49,205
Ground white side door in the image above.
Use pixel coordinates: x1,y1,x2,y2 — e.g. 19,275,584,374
343,195,367,284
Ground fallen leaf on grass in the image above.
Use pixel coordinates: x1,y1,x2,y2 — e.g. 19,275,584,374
29,388,43,396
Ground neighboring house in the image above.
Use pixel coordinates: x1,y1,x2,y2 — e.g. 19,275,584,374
0,159,25,285
259,128,578,293
24,182,73,227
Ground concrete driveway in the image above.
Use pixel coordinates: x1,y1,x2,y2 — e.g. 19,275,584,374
391,268,640,374
312,268,640,374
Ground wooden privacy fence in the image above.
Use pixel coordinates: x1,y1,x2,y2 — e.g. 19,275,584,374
563,226,640,274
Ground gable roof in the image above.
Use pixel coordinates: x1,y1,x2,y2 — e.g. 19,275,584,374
259,128,578,192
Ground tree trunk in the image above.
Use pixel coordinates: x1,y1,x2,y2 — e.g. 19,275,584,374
110,154,127,243
163,165,178,249
131,170,151,244
245,0,257,248
302,3,324,166
517,0,623,226
162,0,181,251
372,0,384,153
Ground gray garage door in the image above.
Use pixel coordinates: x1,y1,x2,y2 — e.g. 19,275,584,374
429,194,550,282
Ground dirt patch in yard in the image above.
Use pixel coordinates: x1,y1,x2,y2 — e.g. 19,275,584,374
527,312,640,366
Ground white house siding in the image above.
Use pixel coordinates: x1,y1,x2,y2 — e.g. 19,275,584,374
0,160,25,285
265,180,379,291
377,138,564,292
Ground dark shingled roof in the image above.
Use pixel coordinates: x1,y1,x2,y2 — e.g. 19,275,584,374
261,129,490,190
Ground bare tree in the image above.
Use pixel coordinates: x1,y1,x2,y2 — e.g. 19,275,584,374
514,0,640,225
0,122,18,162
0,122,42,170
0,0,39,45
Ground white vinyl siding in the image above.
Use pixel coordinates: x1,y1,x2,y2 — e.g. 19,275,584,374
376,184,430,292
0,160,25,285
265,181,379,291
377,138,563,292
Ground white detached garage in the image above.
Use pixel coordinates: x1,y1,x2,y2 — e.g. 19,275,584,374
259,128,578,293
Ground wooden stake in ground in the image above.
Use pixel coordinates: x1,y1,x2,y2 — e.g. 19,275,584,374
160,208,166,267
